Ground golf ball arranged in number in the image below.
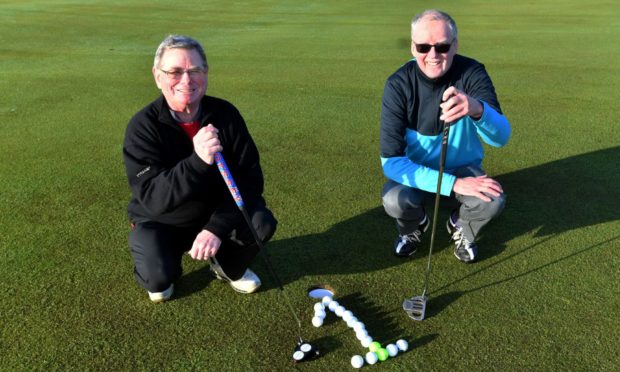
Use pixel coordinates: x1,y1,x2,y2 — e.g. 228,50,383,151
307,296,409,365
396,339,409,352
314,309,326,319
365,351,378,365
376,348,389,361
346,316,358,328
369,341,381,352
351,355,364,369
386,343,399,357
342,310,353,321
361,335,373,348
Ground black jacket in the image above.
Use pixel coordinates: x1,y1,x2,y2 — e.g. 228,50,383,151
123,95,264,238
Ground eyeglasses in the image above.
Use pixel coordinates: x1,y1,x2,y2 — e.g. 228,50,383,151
414,42,453,54
158,67,206,80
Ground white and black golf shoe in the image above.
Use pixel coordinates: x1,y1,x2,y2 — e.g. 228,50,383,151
393,214,429,257
447,216,478,263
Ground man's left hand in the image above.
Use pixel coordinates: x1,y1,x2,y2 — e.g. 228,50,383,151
439,86,484,123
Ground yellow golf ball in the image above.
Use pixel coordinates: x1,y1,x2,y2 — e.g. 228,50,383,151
369,341,382,352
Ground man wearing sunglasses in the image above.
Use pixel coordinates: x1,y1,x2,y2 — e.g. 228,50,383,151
380,10,511,262
123,35,277,302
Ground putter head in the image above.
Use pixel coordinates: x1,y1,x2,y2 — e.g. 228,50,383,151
403,295,427,321
292,339,320,363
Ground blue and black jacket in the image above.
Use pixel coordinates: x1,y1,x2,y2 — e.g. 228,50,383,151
380,55,511,195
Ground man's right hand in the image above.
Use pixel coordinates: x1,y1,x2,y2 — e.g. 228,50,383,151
193,124,223,165
188,229,221,261
453,175,503,202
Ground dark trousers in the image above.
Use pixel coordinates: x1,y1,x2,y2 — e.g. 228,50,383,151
128,204,277,292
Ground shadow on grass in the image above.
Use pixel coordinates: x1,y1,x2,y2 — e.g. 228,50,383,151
311,335,341,359
412,333,439,349
336,292,405,344
435,234,618,297
424,291,464,319
417,233,617,321
262,146,620,287
173,267,215,300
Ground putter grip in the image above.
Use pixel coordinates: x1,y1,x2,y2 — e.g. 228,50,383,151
440,122,450,166
214,152,245,208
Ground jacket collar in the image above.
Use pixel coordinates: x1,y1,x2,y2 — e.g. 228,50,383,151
414,57,458,88
156,95,212,126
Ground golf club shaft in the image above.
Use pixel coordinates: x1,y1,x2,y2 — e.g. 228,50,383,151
214,153,303,337
422,122,450,297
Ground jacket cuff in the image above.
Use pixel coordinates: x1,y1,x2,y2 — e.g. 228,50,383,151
441,173,457,197
203,222,229,241
187,151,212,174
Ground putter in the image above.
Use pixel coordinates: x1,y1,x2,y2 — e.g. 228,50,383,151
403,120,450,321
214,153,319,362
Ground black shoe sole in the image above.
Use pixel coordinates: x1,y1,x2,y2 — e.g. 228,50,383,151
394,249,417,258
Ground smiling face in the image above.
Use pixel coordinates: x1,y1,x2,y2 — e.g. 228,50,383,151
153,48,208,114
411,16,457,80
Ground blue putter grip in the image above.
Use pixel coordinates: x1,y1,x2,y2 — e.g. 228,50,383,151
214,153,245,208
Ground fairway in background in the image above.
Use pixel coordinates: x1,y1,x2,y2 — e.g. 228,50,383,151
1,0,619,370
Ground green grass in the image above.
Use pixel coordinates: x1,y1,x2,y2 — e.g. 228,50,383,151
1,0,619,370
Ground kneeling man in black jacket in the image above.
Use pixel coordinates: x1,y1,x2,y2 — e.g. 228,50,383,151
123,35,277,302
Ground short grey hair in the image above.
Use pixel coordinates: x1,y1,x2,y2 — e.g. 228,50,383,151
411,9,458,41
153,35,208,69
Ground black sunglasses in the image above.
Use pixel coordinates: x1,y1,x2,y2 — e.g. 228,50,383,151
414,42,453,54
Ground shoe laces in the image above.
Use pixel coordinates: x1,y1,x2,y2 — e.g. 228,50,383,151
403,229,424,244
451,226,472,249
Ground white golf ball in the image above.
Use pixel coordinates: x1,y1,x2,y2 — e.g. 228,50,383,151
386,343,399,357
314,309,326,319
346,316,358,328
342,310,353,321
351,355,364,369
335,306,346,317
356,329,368,341
365,351,378,365
300,343,312,352
353,322,366,333
328,301,339,312
361,335,373,348
355,326,368,337
321,296,332,305
313,303,325,312
311,316,324,327
396,339,409,352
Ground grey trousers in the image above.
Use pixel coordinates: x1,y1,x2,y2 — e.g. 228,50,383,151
381,165,506,242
